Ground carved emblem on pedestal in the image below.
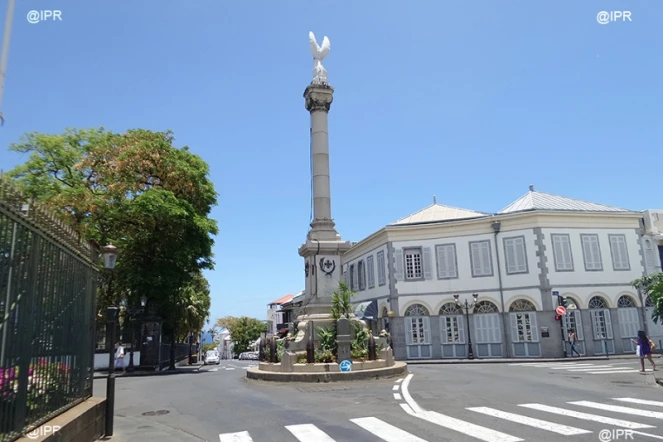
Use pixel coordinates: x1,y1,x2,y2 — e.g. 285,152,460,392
320,258,336,275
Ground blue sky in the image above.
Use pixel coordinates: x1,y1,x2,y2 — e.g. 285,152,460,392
1,1,661,322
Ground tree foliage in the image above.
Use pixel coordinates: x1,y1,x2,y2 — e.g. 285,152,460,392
633,272,663,324
6,128,218,366
215,316,267,357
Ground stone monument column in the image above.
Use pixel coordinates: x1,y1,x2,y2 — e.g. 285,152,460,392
290,33,352,349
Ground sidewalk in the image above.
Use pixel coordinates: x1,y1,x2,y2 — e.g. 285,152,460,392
406,354,663,365
93,361,203,379
109,415,206,442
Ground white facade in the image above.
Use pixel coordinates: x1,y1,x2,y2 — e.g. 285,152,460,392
341,189,660,360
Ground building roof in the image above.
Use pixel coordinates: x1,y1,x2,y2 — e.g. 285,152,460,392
391,202,486,225
498,186,631,214
269,294,294,306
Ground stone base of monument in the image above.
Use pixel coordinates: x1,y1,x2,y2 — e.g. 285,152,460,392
246,347,408,383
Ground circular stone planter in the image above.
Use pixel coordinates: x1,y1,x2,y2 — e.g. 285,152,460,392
246,361,408,383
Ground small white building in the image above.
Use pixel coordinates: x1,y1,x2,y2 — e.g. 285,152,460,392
266,294,295,335
342,186,662,360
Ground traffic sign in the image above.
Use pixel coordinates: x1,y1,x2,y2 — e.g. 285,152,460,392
556,306,567,315
339,360,352,372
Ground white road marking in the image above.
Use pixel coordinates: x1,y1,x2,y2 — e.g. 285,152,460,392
566,367,632,372
403,406,522,442
351,417,429,442
400,374,425,414
613,398,663,408
510,362,581,367
395,378,404,383
392,385,400,391
209,368,219,372
467,407,590,435
584,370,640,374
631,430,663,440
285,424,336,441
518,403,654,429
394,393,402,400
549,364,597,369
225,367,235,371
399,374,521,441
569,401,663,419
219,431,253,441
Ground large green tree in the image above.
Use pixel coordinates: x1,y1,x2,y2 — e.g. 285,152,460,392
633,272,663,324
6,127,218,369
215,316,268,357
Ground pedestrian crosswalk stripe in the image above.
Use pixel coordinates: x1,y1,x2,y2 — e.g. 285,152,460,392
219,430,253,441
225,367,235,370
518,403,655,429
285,423,336,441
584,370,640,374
613,398,663,408
351,417,428,442
399,403,522,442
566,367,630,372
569,401,663,419
549,364,596,369
466,407,591,435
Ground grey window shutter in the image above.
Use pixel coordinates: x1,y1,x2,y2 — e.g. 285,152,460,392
423,247,433,279
393,249,404,281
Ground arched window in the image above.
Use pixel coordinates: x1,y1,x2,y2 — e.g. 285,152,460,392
588,296,608,309
565,297,579,309
439,303,462,315
617,295,636,308
509,299,537,312
404,304,431,358
380,306,389,318
473,301,498,314
405,303,430,317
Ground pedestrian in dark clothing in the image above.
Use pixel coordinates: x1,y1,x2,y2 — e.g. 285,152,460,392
632,330,656,372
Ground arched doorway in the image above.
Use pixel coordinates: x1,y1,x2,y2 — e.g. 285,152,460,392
588,295,614,355
404,303,431,359
560,297,585,356
472,301,503,358
439,302,465,358
617,294,640,353
508,300,541,357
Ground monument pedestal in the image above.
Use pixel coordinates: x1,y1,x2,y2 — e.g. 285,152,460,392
288,237,352,352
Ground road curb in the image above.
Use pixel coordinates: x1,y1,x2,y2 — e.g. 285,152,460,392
93,364,203,379
245,361,408,383
405,355,660,365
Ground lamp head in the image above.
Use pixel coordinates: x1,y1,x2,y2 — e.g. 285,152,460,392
140,295,147,307
102,244,118,269
472,293,479,301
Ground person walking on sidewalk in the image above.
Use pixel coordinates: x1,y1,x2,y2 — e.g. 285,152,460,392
632,330,656,373
114,341,126,372
568,329,582,358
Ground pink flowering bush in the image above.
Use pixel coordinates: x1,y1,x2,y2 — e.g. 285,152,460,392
0,358,72,418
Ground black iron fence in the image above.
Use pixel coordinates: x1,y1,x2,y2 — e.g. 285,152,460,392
0,176,99,442
158,343,191,370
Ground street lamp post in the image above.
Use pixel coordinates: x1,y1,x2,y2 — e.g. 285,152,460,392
122,294,147,372
102,244,118,437
454,293,479,360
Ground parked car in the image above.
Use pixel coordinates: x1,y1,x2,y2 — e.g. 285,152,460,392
205,350,220,365
238,351,259,360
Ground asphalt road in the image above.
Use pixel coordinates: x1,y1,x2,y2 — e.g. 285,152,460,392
94,358,663,442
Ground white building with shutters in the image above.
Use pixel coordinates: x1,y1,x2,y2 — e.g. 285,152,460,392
341,186,658,360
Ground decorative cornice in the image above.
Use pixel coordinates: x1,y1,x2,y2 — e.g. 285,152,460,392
304,84,334,113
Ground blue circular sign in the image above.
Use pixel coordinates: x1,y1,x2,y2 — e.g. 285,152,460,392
340,360,352,372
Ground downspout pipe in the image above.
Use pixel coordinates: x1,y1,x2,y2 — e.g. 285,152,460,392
492,221,510,358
